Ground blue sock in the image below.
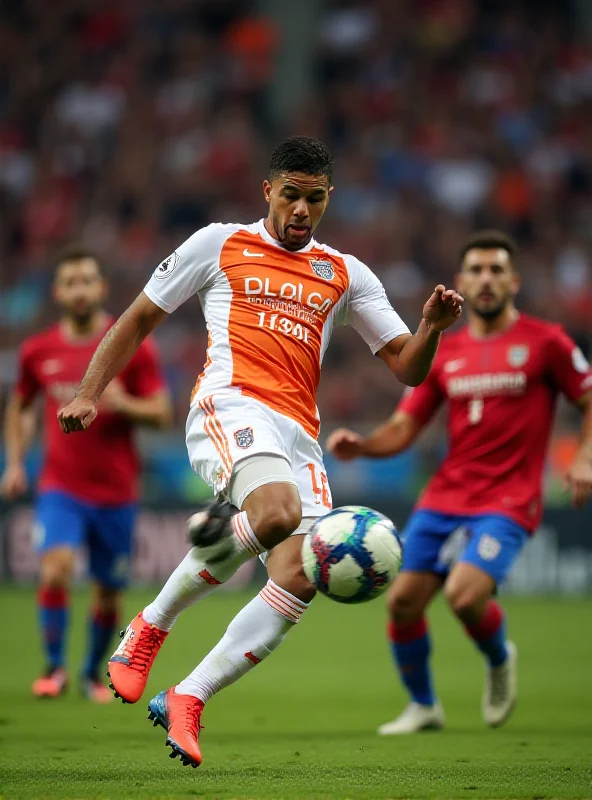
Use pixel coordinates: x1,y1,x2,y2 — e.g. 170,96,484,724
389,618,436,706
465,600,508,668
38,586,69,670
83,608,118,680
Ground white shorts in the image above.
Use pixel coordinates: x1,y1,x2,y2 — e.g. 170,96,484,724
186,392,333,518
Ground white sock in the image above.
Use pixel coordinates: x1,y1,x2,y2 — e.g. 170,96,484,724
143,511,265,631
175,579,309,702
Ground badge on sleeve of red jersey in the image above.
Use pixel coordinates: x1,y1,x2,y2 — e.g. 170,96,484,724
154,251,180,280
572,347,590,374
507,345,529,368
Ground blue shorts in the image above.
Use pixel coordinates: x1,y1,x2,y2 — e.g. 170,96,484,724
401,509,529,585
34,490,137,589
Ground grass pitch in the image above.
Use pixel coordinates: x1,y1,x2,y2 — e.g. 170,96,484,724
0,586,590,799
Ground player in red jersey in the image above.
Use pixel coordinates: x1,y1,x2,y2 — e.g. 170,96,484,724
1,246,171,701
328,230,592,734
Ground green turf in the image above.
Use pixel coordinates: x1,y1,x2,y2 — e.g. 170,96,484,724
0,586,590,799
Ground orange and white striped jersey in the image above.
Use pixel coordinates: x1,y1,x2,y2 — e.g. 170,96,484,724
144,219,409,439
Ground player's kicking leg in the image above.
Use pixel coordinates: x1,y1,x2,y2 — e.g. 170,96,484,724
108,464,301,703
32,491,85,698
148,523,314,767
445,514,527,728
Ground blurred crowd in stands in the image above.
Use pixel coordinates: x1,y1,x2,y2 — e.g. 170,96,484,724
2,0,591,429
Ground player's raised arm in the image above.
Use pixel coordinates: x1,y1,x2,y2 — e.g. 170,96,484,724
58,292,167,433
377,286,463,386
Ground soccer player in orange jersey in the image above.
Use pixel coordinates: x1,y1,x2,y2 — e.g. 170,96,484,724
58,136,463,767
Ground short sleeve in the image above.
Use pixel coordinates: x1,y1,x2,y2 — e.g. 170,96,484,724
546,325,592,403
143,223,234,314
398,368,444,425
344,255,410,353
125,337,167,398
14,339,40,404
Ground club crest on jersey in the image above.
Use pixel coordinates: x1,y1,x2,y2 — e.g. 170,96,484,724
309,258,334,281
154,251,180,280
507,345,529,368
477,534,501,561
234,427,254,449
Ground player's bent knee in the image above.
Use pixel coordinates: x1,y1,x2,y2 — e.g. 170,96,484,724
388,585,424,622
244,485,302,548
40,550,75,588
445,584,487,621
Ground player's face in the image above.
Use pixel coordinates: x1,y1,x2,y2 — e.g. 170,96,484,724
53,259,107,323
457,248,519,320
264,172,332,251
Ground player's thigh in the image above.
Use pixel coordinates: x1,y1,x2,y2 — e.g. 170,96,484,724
35,491,85,585
87,503,137,590
446,514,529,614
186,393,292,500
266,533,316,603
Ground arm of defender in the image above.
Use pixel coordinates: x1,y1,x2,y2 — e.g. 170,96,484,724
326,411,423,461
101,384,173,428
0,393,36,499
565,392,592,509
376,286,463,387
58,293,167,433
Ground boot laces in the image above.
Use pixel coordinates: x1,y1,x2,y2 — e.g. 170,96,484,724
126,626,166,674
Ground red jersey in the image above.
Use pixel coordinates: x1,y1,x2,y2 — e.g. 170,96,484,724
399,314,592,531
15,321,166,505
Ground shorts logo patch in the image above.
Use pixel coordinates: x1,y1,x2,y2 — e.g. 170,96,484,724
154,251,180,280
310,258,335,281
477,533,501,561
234,427,254,449
507,345,529,368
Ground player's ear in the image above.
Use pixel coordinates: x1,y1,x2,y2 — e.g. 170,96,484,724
511,270,521,297
263,180,272,205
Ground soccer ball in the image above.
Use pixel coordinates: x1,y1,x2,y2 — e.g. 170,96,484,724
301,506,403,604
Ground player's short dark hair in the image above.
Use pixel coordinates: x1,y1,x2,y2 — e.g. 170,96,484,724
460,230,518,267
55,243,103,275
269,136,333,183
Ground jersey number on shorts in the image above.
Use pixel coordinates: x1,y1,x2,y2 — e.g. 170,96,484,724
468,398,484,425
307,463,331,508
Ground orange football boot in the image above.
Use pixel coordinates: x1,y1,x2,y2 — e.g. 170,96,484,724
32,667,68,698
107,612,168,703
148,688,204,768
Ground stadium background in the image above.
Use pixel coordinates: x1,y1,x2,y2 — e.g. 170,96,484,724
2,0,592,592
1,3,592,799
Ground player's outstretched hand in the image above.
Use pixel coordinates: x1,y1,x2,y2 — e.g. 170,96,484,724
0,463,28,500
57,396,97,434
423,285,464,332
564,453,592,509
326,428,364,461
